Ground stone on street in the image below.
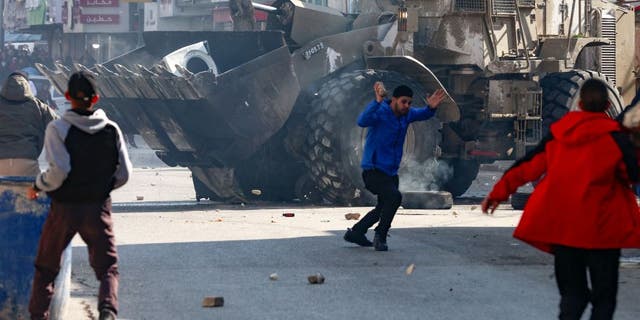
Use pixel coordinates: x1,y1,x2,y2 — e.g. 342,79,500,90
62,165,640,320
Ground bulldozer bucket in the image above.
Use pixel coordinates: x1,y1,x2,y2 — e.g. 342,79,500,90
38,31,301,167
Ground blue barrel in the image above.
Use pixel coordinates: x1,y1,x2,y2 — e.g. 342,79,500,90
0,176,71,319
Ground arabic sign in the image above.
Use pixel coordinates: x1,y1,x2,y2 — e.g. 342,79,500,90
79,0,119,7
80,14,120,24
144,3,158,30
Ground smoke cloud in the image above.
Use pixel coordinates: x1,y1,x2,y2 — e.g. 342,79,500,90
399,157,453,192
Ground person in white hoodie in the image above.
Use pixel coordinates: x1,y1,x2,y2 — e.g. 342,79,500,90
27,71,132,320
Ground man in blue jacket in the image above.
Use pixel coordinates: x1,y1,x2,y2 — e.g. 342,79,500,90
344,82,446,251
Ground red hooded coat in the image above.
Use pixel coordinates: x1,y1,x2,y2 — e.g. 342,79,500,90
488,111,640,253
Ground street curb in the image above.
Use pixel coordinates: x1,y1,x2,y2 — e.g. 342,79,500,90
112,201,221,213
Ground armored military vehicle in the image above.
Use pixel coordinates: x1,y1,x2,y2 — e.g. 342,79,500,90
37,0,636,204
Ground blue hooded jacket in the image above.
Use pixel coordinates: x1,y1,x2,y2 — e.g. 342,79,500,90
358,99,436,176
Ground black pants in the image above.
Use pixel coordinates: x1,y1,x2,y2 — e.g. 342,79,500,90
352,169,401,236
553,245,620,320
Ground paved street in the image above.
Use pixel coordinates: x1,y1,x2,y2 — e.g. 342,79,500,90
61,161,640,319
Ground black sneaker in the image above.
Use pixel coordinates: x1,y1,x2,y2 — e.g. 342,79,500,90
373,232,388,251
343,228,373,247
99,308,117,320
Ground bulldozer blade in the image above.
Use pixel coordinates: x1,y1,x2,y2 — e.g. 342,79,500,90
35,63,69,96
97,43,299,167
186,45,301,163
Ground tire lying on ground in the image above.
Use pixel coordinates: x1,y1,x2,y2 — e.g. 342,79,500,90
510,192,530,210
511,70,625,209
402,191,453,210
302,69,441,205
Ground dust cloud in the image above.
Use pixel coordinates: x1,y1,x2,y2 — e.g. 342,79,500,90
399,157,453,192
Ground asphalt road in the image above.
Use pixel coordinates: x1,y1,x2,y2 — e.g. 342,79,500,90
60,143,639,320
66,205,640,320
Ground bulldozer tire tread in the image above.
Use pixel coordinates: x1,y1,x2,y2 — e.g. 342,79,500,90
302,70,438,205
519,70,624,207
541,70,624,135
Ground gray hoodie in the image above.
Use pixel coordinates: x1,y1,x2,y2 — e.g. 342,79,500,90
0,74,58,160
36,108,132,193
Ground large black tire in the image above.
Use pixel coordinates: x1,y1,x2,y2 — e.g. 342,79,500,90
234,132,309,202
302,70,441,205
442,159,480,197
512,70,625,209
540,70,624,135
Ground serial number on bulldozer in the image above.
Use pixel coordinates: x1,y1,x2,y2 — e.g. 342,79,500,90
302,42,325,60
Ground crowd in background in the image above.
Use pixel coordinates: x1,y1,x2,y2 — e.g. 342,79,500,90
0,44,60,110
0,45,53,80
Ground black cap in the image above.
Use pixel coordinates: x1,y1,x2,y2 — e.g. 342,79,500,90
392,85,413,98
9,71,28,80
68,71,97,102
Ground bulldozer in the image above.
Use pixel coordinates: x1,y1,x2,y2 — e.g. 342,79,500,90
37,0,636,205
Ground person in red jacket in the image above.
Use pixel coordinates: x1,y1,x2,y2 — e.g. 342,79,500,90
482,79,640,320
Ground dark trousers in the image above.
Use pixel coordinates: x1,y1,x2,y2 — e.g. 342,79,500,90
553,245,620,320
29,199,119,320
352,169,401,236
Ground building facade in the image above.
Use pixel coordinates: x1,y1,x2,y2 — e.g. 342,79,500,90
3,0,353,66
